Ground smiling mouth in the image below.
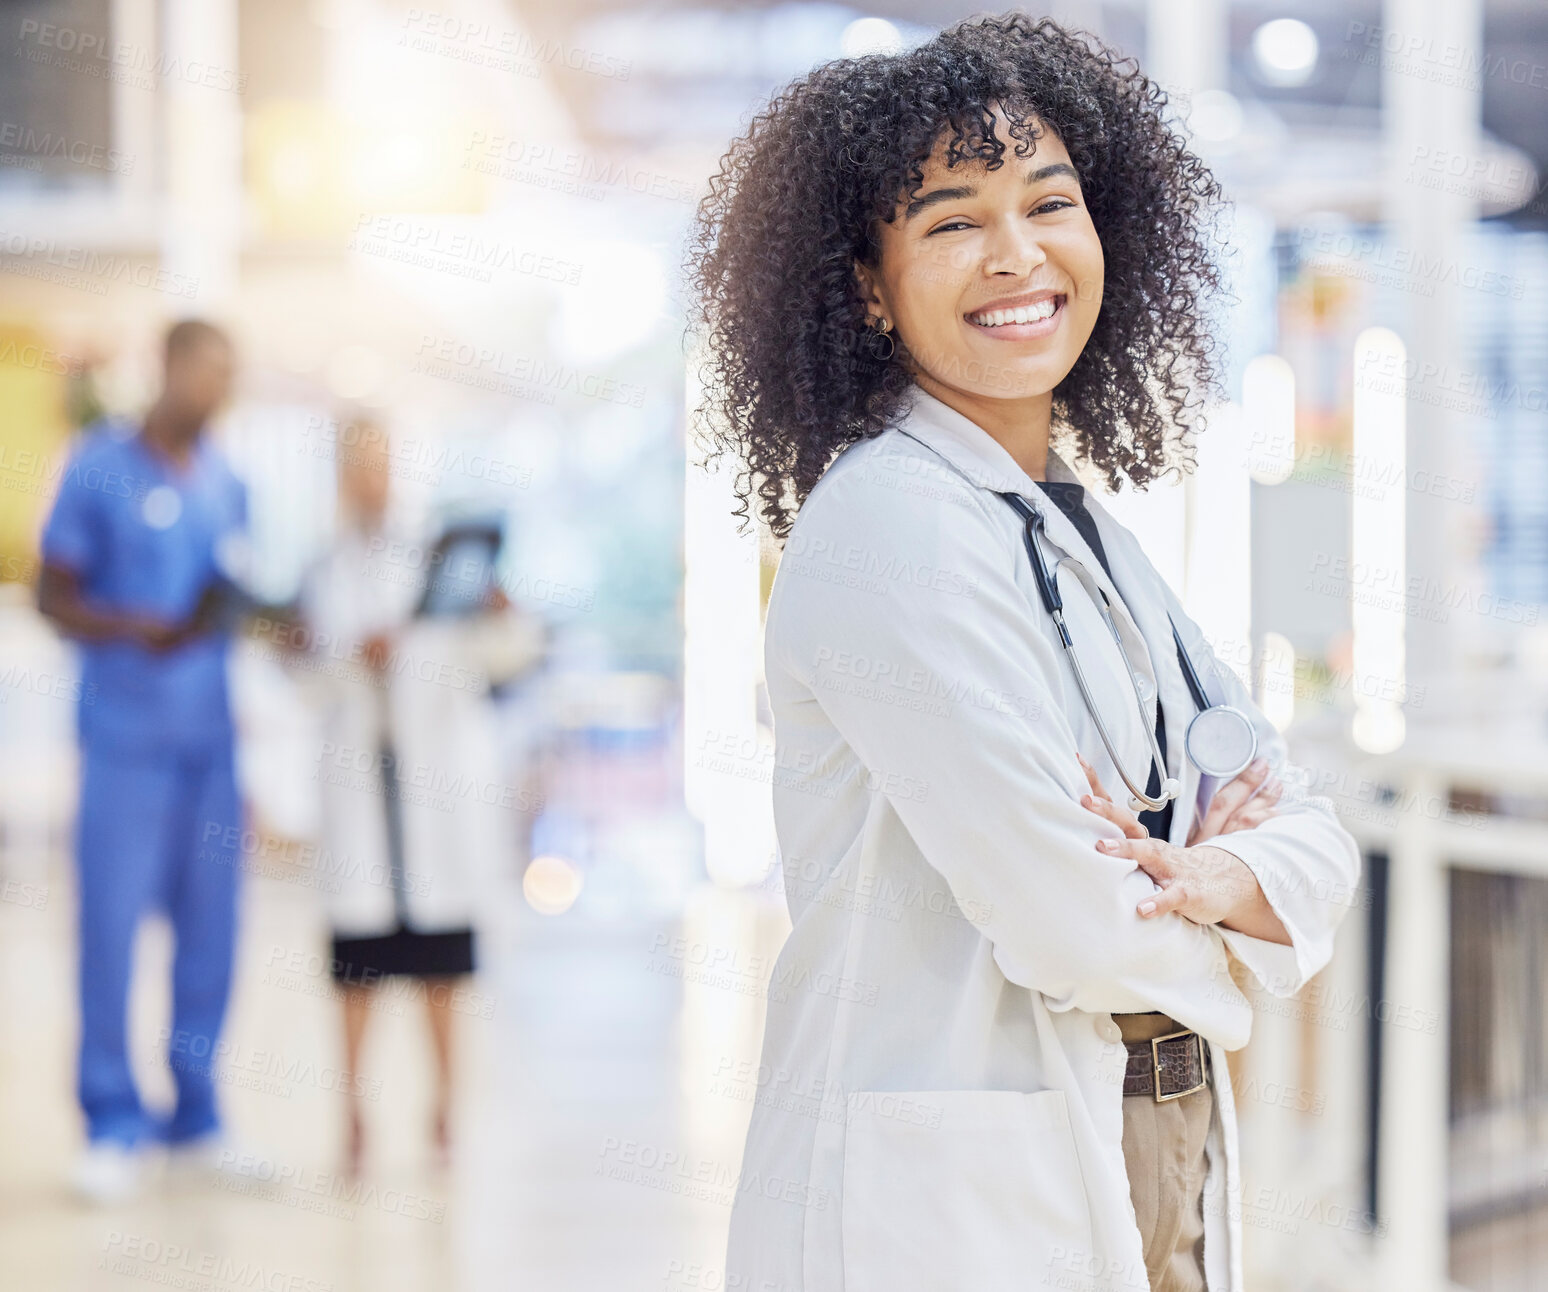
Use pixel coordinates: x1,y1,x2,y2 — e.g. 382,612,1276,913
965,295,1066,328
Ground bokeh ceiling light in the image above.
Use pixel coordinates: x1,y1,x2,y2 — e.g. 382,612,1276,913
1251,18,1319,87
524,855,584,915
841,17,903,57
248,101,487,237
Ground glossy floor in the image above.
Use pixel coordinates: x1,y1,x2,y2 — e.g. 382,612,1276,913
1,850,1542,1290
0,850,782,1292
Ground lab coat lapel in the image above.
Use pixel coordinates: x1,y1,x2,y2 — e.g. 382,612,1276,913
897,389,1159,718
898,387,1200,841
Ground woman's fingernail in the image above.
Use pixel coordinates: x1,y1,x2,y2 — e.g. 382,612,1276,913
1138,899,1157,916
1080,794,1091,806
1251,758,1268,773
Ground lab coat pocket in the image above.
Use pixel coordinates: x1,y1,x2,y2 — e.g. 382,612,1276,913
841,1087,1094,1292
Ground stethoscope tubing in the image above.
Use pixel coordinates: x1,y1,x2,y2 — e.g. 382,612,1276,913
1004,491,1211,715
1005,494,1261,809
1055,580,1178,811
889,428,1256,811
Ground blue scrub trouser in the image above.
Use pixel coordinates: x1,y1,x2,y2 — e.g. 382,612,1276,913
75,739,241,1147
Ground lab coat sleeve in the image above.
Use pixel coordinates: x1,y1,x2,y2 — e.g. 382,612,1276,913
1153,575,1364,1000
768,465,1251,1042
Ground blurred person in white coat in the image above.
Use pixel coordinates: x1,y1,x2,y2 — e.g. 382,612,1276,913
689,15,1362,1292
296,419,543,1171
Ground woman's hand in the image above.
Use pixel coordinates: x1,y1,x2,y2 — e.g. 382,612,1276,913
1186,758,1282,846
1075,753,1292,941
1073,751,1281,848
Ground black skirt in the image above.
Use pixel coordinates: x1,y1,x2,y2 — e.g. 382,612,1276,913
330,925,475,984
328,738,476,985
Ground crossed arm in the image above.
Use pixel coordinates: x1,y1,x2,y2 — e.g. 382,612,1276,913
775,464,1360,1034
1076,751,1292,945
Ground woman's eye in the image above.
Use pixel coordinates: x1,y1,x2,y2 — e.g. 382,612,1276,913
927,201,1075,235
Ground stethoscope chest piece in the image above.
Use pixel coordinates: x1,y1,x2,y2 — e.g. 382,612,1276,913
992,485,1258,811
1184,704,1257,780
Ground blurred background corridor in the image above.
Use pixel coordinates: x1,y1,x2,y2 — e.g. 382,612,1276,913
1,1,1548,1289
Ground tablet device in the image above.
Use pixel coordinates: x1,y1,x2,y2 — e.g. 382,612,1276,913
416,521,504,618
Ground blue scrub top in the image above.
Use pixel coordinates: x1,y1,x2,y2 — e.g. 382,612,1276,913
41,419,249,753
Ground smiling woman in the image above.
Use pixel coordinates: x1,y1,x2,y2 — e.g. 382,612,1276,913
687,13,1361,1292
687,12,1231,538
851,120,1107,479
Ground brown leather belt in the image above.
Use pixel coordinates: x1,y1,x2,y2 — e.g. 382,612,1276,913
1122,1027,1210,1101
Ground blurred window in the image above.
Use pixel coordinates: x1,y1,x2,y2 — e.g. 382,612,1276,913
0,0,115,190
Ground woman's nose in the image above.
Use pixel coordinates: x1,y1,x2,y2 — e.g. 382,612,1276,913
981,216,1049,277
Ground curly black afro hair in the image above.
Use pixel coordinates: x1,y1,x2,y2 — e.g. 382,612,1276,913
687,12,1234,540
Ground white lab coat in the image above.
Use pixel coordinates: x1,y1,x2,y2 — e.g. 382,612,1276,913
725,385,1362,1292
299,523,544,936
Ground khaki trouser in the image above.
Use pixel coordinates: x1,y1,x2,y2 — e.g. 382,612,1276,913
1112,1012,1214,1292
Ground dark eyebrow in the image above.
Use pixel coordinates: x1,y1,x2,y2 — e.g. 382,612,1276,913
904,185,975,220
903,162,1082,221
1026,162,1080,187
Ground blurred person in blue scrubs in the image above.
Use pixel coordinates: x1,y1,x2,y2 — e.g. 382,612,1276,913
37,319,248,1204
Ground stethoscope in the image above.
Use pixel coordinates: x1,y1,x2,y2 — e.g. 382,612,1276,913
890,428,1258,812
998,491,1258,812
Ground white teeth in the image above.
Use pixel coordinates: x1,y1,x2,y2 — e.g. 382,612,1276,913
970,298,1059,327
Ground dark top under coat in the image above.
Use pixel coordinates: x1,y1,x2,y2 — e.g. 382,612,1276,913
1032,480,1175,845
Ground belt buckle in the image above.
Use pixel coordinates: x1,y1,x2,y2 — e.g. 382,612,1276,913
1151,1028,1207,1102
